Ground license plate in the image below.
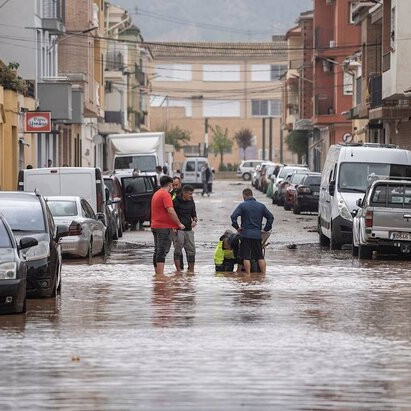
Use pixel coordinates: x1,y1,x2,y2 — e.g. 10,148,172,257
391,232,411,241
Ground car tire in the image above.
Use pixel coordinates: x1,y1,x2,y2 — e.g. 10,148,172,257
243,173,251,181
272,192,278,205
118,223,123,238
293,205,301,215
284,204,291,211
99,235,108,257
318,217,330,246
359,245,373,259
352,245,359,257
88,239,93,265
112,223,119,240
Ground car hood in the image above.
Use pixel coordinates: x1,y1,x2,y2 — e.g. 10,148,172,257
0,248,16,263
340,192,365,212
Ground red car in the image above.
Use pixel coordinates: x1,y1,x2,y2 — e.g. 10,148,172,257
283,172,309,211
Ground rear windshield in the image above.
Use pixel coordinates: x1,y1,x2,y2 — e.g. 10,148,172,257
47,200,78,217
104,179,113,195
0,220,12,248
371,184,411,208
114,155,157,172
0,199,45,232
291,173,307,184
339,163,411,193
306,176,321,185
279,167,307,178
123,177,149,194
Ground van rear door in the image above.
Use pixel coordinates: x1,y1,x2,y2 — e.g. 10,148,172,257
183,160,197,184
197,159,205,185
22,168,61,195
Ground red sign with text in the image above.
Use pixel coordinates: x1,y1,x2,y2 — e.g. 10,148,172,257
25,112,52,133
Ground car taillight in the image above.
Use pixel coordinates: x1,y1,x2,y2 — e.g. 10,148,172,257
69,222,82,236
365,210,373,228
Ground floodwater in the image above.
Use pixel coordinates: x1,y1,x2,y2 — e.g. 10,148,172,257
1,181,411,410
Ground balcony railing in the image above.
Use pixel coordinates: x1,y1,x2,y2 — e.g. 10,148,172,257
369,74,382,109
314,95,335,116
106,51,124,72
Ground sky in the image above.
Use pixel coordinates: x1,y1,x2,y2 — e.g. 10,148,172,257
112,0,313,42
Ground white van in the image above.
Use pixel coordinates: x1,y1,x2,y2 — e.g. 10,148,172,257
181,157,208,188
319,143,411,249
18,167,106,214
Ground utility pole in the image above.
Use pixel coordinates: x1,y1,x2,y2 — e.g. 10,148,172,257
269,117,273,161
204,117,209,157
262,118,266,160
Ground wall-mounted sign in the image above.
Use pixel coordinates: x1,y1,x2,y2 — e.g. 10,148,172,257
25,111,52,133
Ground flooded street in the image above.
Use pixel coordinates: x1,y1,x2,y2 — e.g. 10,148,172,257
2,180,411,410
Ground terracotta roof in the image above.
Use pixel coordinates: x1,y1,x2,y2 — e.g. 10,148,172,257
146,41,287,59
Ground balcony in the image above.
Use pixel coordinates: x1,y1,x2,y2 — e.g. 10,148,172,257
105,111,124,126
105,51,124,72
369,74,382,109
314,95,335,116
41,0,65,33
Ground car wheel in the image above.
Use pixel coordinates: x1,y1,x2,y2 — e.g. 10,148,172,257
243,173,251,181
284,204,291,211
272,193,278,205
352,245,359,257
118,222,123,238
88,239,93,265
293,205,301,215
99,235,108,257
318,217,330,246
359,245,373,259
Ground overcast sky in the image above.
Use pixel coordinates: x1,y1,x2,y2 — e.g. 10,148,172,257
112,0,313,42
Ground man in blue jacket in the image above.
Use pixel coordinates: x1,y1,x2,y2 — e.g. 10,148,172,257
231,188,274,274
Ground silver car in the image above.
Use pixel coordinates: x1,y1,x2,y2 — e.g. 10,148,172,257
46,196,106,258
353,180,411,259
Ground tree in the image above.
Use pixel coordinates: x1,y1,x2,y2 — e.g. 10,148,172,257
285,130,309,163
209,125,233,169
162,126,191,151
234,128,254,160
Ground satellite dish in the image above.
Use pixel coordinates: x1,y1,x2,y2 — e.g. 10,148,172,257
343,133,353,143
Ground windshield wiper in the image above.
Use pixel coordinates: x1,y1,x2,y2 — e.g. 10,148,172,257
344,188,365,193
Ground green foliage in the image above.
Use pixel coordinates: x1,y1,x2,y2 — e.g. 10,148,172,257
0,61,28,95
285,130,309,161
164,126,191,151
209,125,233,167
234,128,254,160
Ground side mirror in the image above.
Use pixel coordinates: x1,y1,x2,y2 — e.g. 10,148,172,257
351,209,358,217
356,198,363,207
56,225,69,241
96,212,106,224
329,180,336,196
19,237,38,250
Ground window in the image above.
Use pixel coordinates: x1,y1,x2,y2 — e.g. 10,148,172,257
124,177,147,195
391,7,396,50
154,64,192,81
0,199,45,232
203,64,240,82
251,64,287,81
150,96,192,117
47,200,78,217
251,99,282,117
203,100,240,117
343,72,354,95
371,184,411,209
186,161,195,172
183,146,201,156
114,155,157,172
349,2,355,24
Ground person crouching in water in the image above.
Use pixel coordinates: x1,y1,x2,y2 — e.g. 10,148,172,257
214,230,242,272
231,188,274,275
172,185,198,273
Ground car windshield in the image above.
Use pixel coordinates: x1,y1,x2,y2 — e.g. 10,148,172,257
371,184,411,208
47,200,78,217
279,167,306,178
0,199,45,232
0,220,12,248
339,163,411,193
114,155,157,172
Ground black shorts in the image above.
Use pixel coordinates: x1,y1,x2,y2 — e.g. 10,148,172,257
240,237,264,261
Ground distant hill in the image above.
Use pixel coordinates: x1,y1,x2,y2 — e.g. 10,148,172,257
114,0,313,41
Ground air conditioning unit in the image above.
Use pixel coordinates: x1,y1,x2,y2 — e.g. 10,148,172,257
329,40,336,48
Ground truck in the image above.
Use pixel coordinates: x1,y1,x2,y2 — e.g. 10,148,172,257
106,132,168,176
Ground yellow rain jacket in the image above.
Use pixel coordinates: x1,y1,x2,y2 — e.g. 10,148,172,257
214,241,235,265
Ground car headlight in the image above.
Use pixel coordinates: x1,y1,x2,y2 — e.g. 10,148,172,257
0,262,17,280
24,241,50,262
338,196,353,222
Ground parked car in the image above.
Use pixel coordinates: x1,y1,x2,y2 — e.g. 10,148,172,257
46,196,107,258
181,157,208,188
0,215,38,314
252,164,262,188
352,179,411,259
293,173,322,214
261,164,282,194
0,192,68,298
283,171,310,210
272,165,310,204
256,162,275,191
319,143,411,250
104,173,126,235
237,160,264,181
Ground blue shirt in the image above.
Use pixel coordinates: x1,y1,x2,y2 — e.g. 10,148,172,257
231,197,274,239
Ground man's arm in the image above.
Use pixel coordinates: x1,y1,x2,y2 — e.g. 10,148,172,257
231,204,242,231
167,207,185,229
263,206,274,232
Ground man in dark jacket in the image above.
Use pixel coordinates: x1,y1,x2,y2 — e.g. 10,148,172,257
231,188,274,274
173,185,198,272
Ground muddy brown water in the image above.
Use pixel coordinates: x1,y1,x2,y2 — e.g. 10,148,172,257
1,182,411,410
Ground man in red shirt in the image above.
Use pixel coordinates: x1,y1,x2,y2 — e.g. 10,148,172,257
151,175,185,275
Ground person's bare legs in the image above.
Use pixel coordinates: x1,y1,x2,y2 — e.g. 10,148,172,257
155,262,165,275
243,260,251,275
257,259,266,275
187,262,195,273
174,258,182,272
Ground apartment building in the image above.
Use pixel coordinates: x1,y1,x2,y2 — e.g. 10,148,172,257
311,0,361,170
349,0,411,150
149,40,292,170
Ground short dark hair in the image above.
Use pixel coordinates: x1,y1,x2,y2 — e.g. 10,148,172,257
183,184,194,193
156,166,163,172
160,175,173,187
173,176,181,181
243,188,253,197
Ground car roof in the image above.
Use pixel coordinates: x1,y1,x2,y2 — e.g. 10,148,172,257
0,191,41,202
46,196,81,201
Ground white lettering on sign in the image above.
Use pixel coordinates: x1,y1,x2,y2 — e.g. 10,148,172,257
28,116,49,128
